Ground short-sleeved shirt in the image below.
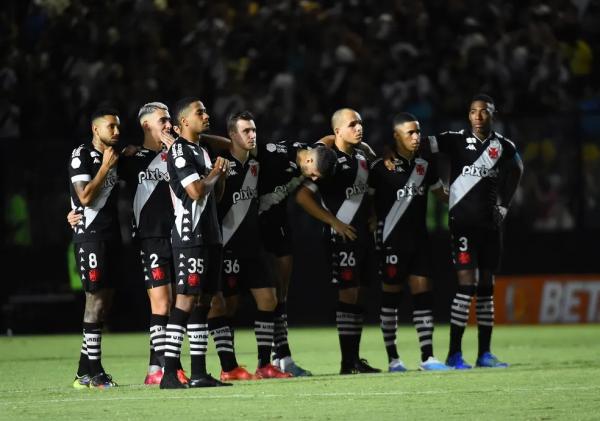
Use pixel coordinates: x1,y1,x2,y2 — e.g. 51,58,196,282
167,137,221,248
304,146,371,240
217,151,260,258
119,147,173,239
369,151,442,248
68,143,120,243
429,130,517,228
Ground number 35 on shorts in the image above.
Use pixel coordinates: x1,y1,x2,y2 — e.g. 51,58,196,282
187,258,205,274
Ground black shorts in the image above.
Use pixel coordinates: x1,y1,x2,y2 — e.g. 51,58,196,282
259,217,292,257
221,249,272,297
173,245,223,295
140,237,174,289
74,240,122,292
379,242,431,285
449,225,502,272
328,233,378,289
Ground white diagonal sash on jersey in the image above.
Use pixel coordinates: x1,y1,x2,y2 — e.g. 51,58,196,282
83,167,118,229
222,164,258,246
382,158,428,243
133,153,167,228
449,140,503,210
336,155,368,224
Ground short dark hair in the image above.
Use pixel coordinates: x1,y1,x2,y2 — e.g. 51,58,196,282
392,112,418,127
314,146,337,179
90,107,119,124
227,110,255,134
471,93,496,108
171,97,201,126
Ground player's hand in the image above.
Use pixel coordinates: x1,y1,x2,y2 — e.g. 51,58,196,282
384,158,395,171
102,146,119,168
67,209,82,229
210,157,230,177
159,131,175,149
331,219,357,241
493,205,508,227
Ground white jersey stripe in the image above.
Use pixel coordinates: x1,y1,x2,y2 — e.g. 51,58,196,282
449,140,503,210
382,158,428,243
222,163,259,246
336,154,368,224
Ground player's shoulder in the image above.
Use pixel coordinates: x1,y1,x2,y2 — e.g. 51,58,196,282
493,131,517,150
71,143,92,157
69,143,97,170
369,157,384,170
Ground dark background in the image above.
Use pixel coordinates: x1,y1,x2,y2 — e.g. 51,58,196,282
2,0,600,333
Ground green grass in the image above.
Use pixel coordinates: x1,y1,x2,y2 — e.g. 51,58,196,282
1,325,599,420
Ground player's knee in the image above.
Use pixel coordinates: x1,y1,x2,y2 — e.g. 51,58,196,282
257,294,277,312
338,287,359,304
457,270,476,286
382,283,403,293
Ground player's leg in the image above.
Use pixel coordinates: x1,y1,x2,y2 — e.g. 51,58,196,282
475,229,507,368
446,229,478,369
251,287,291,378
160,246,202,389
272,253,292,363
408,275,449,371
74,240,118,388
187,296,232,387
379,248,406,372
141,238,174,384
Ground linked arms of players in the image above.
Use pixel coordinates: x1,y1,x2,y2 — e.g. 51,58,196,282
73,147,119,207
296,185,357,241
184,156,230,201
318,134,377,162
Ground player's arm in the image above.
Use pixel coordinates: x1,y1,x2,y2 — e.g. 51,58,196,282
431,181,449,203
296,184,357,241
200,134,231,152
73,147,119,206
317,134,377,162
183,156,230,201
495,152,524,221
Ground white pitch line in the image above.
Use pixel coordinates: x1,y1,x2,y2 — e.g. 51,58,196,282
1,386,599,406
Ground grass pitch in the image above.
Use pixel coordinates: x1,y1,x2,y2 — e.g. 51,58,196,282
1,325,599,420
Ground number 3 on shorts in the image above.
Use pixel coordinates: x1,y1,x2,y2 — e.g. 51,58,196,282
458,237,468,251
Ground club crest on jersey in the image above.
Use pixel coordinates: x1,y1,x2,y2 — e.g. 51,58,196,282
160,152,167,161
416,164,425,175
488,147,499,159
359,159,368,169
250,162,258,177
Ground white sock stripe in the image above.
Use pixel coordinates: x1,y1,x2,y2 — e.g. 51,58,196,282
412,315,433,322
257,341,273,346
186,323,208,329
416,330,433,338
451,319,468,327
335,312,356,321
451,312,469,321
166,324,186,332
456,293,473,300
384,340,396,346
412,309,432,315
380,315,397,322
420,339,433,346
164,352,179,358
336,323,363,329
451,304,470,313
338,331,362,336
478,321,494,326
380,307,398,313
256,334,274,341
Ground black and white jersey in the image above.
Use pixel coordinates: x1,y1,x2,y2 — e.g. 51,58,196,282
370,152,442,246
257,140,310,221
68,143,120,243
167,137,221,248
429,129,517,227
119,147,173,239
217,151,260,257
304,146,370,235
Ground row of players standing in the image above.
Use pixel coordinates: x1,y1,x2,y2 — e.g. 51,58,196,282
67,94,523,389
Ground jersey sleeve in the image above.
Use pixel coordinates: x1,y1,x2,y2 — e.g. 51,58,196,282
172,144,202,188
429,131,460,154
68,147,93,185
368,158,384,192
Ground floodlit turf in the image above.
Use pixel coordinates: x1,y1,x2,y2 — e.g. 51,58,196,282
1,325,599,420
